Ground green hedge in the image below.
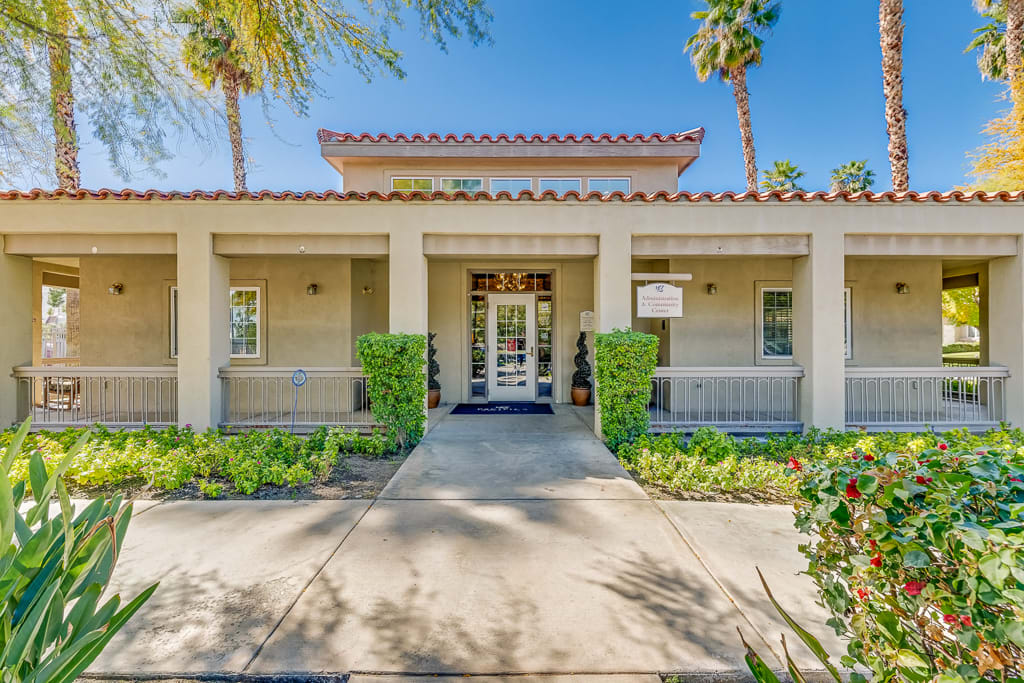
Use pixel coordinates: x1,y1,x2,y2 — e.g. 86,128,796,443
942,342,980,354
594,328,659,449
357,333,427,449
796,443,1024,681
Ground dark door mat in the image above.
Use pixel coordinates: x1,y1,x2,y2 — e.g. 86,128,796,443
449,402,554,415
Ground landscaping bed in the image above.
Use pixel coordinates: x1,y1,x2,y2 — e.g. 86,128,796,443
2,424,410,501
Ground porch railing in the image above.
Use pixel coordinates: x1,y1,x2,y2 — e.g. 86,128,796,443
219,367,376,430
649,366,804,433
11,366,178,429
845,367,1009,431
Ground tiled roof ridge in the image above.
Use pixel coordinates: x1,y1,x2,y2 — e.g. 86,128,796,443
316,128,708,144
2,188,1023,203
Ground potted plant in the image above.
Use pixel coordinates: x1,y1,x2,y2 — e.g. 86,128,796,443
427,332,441,408
571,331,592,406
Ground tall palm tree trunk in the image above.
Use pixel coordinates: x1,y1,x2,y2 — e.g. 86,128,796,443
730,65,758,192
1007,0,1023,82
224,75,247,193
46,0,79,191
879,0,909,192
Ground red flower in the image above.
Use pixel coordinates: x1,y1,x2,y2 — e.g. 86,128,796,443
904,581,926,596
870,554,882,567
1011,476,1023,483
938,443,948,451
960,615,973,627
915,475,933,485
846,478,862,499
863,453,875,462
852,453,860,460
869,539,878,549
943,614,958,625
857,588,870,601
976,450,986,455
787,457,803,472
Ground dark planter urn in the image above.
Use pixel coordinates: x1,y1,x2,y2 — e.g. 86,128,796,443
571,387,591,406
427,388,441,409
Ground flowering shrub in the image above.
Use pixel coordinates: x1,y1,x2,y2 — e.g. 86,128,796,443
2,424,395,496
795,443,1024,681
618,433,799,498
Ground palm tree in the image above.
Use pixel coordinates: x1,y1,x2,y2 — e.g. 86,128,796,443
830,160,876,193
759,160,805,192
175,4,256,193
879,0,909,193
969,1,1024,83
685,0,781,193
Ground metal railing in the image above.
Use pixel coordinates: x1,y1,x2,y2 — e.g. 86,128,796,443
845,367,1009,431
649,366,804,433
219,367,376,430
12,366,178,429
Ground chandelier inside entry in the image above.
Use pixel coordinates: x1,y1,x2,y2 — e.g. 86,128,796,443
471,271,553,293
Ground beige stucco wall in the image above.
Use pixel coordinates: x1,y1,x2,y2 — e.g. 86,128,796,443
846,258,942,366
350,258,390,364
80,255,176,366
341,158,679,195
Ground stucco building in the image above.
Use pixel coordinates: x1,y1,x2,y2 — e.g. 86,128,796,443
2,127,1023,436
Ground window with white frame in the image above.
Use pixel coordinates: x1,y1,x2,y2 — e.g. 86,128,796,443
759,287,853,360
760,288,793,359
588,177,631,195
391,177,433,192
170,286,179,358
538,178,581,194
230,287,260,358
441,178,483,192
490,178,532,194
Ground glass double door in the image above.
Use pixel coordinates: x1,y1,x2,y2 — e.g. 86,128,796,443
486,294,537,401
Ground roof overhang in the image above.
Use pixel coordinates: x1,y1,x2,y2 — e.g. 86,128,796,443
318,129,704,176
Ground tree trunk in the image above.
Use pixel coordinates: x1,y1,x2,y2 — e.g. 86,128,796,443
224,75,247,193
46,0,79,191
1007,0,1023,83
879,0,909,192
730,65,758,193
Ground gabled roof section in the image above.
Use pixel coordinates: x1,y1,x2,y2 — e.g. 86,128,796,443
318,128,705,176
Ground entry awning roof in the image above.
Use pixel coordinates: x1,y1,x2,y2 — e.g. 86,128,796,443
318,127,705,176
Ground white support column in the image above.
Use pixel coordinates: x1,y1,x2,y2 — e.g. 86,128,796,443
388,232,427,335
592,229,633,437
177,229,230,430
595,229,632,332
987,246,1024,426
0,239,33,427
792,229,846,431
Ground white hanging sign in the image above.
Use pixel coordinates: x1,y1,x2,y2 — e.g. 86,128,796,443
636,283,683,318
579,310,594,332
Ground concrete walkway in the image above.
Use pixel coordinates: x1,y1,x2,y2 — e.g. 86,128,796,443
90,405,844,679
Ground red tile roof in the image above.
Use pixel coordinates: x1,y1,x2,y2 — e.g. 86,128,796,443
1,188,1022,202
316,128,707,144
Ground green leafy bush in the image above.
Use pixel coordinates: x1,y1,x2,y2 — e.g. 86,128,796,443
1,420,157,682
2,424,392,497
618,432,798,498
357,332,428,449
594,328,659,449
198,479,223,498
943,342,980,354
795,442,1024,681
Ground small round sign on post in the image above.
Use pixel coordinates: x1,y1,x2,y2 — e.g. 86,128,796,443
290,369,307,433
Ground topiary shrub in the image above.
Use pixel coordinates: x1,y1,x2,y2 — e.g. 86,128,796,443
572,331,592,390
357,333,427,449
427,332,440,392
594,328,659,450
793,442,1024,682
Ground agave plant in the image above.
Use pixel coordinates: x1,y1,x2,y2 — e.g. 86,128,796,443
1,419,157,683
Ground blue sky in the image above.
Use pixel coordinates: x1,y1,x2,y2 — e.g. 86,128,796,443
68,0,1007,193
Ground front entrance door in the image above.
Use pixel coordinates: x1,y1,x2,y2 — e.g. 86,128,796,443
487,293,536,401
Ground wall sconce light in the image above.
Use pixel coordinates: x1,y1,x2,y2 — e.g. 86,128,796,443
306,283,318,296
706,283,718,295
298,245,306,254
895,282,910,295
108,282,123,295
362,286,374,295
